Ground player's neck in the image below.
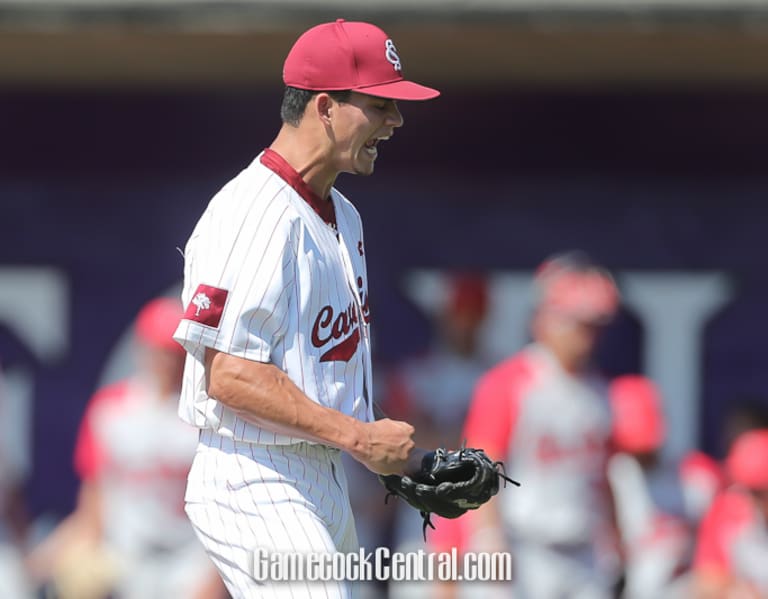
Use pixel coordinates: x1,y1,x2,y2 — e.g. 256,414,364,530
270,126,337,201
539,341,587,375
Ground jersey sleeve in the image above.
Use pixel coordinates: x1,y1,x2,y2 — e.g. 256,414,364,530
73,385,123,481
694,490,755,577
73,408,102,481
174,186,298,364
462,359,526,460
428,514,465,554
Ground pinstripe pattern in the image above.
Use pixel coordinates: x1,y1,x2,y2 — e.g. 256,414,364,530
186,430,357,598
174,152,375,444
175,151,372,597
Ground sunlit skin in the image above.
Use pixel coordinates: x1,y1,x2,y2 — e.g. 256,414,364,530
327,92,404,177
270,91,404,201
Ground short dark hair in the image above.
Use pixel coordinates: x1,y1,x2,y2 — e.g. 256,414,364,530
280,87,351,127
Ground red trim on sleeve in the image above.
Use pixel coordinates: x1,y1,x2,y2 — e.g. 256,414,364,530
73,381,130,481
462,354,533,460
261,148,337,228
694,488,755,576
73,408,100,481
428,515,465,554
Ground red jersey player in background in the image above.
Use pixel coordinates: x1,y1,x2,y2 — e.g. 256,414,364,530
678,398,768,532
27,297,225,599
460,251,623,599
606,375,694,598
693,428,768,598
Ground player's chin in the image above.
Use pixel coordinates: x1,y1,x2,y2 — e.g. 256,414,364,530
352,150,378,176
352,161,376,177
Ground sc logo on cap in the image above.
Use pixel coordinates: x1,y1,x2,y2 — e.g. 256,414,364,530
385,39,402,72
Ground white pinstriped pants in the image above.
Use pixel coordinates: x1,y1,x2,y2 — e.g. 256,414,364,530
185,430,359,599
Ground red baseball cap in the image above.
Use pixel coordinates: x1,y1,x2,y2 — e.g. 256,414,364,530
726,429,768,491
135,297,185,353
283,19,440,101
535,256,620,325
448,274,489,320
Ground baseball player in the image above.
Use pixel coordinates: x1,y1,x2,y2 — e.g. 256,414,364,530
27,298,224,599
693,429,768,598
679,450,726,525
678,399,768,527
462,252,623,599
173,19,439,599
606,375,693,598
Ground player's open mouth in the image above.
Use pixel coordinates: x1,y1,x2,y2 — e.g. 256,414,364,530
363,135,390,157
364,139,379,156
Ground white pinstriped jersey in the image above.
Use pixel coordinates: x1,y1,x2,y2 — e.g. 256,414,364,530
173,149,375,444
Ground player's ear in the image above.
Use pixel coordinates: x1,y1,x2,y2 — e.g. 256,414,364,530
315,93,334,125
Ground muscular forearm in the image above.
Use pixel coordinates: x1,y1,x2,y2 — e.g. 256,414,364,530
205,349,415,474
207,349,360,446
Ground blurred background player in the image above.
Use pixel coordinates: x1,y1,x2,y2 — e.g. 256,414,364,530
693,428,768,598
0,361,34,599
462,251,623,599
679,450,727,529
606,375,694,598
379,273,492,598
26,297,225,599
678,397,768,529
385,272,492,449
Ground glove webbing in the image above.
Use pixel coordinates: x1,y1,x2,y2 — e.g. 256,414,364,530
384,449,521,540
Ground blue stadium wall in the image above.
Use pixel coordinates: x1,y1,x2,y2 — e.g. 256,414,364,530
1,86,767,517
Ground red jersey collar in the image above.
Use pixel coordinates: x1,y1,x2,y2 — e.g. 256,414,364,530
260,148,336,229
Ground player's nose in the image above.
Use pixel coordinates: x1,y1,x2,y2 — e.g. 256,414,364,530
387,101,404,128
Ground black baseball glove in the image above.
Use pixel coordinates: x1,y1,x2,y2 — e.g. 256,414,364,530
380,445,519,539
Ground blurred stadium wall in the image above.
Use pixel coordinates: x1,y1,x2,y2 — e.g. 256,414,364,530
1,1,768,520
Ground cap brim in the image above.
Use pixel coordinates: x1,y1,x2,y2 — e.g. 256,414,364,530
355,79,440,101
